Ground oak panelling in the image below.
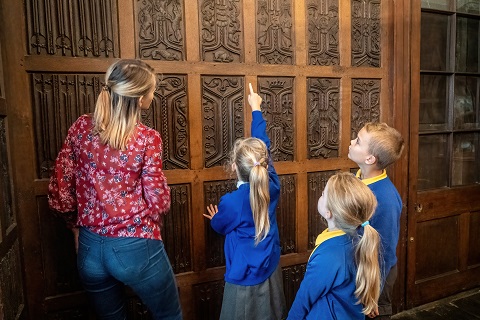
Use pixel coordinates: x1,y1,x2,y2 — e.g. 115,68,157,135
351,78,381,138
256,0,295,64
307,171,336,249
306,0,340,66
203,180,236,268
163,184,192,274
136,0,185,61
283,263,307,310
0,241,24,320
192,280,224,320
25,0,119,57
415,216,460,282
201,75,245,168
258,77,295,162
351,0,381,67
307,77,340,159
277,175,296,254
199,0,244,63
468,210,480,267
142,74,190,170
0,117,14,234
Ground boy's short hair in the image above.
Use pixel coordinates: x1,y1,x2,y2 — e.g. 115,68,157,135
364,122,405,170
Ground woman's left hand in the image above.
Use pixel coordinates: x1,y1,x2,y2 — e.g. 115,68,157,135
203,204,218,220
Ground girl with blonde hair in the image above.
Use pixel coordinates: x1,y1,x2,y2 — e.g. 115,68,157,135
287,172,381,320
203,83,286,320
49,59,182,319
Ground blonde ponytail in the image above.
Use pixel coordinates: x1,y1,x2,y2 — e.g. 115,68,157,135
355,224,381,314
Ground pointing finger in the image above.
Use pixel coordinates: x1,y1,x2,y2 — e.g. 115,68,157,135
249,83,254,95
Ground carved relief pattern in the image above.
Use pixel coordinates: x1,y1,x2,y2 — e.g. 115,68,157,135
204,180,236,268
308,171,336,249
141,75,189,170
307,78,339,159
306,0,339,65
351,0,381,67
0,241,24,320
31,73,102,178
257,0,294,64
0,117,14,228
200,0,243,63
202,76,244,168
258,77,294,161
163,184,192,274
351,79,381,139
193,280,224,320
282,264,306,308
277,175,296,254
26,0,119,57
136,0,185,61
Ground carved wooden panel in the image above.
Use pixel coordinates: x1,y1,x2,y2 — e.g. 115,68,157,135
202,76,245,168
26,0,119,57
193,280,224,320
46,308,89,320
31,73,102,178
351,79,381,139
199,0,243,63
258,77,294,161
0,241,24,320
307,171,336,249
204,180,236,268
277,174,296,254
351,0,381,67
136,0,185,61
283,264,307,309
0,117,14,230
163,184,192,274
141,75,189,170
306,0,339,65
415,216,460,281
307,78,340,159
468,210,480,267
257,0,294,64
0,42,4,98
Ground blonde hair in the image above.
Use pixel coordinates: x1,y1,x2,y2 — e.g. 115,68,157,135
230,137,270,245
363,122,405,170
93,59,156,150
325,172,380,315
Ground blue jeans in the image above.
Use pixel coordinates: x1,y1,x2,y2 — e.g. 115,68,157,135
77,228,182,320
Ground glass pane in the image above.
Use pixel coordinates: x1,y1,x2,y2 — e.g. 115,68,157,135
420,74,449,131
454,76,480,129
457,0,480,14
456,17,480,73
422,0,452,10
421,13,451,71
418,134,449,190
452,133,479,186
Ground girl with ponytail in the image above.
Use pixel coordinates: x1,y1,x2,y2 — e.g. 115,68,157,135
287,172,381,320
203,83,286,320
49,59,182,319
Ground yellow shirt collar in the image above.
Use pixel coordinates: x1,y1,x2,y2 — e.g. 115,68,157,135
355,169,387,185
309,228,346,261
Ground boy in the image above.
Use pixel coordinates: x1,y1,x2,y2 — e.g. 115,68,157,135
348,122,405,320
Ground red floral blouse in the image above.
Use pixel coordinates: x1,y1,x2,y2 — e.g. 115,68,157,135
48,114,171,240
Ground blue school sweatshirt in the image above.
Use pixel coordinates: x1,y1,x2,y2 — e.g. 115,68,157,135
210,111,281,286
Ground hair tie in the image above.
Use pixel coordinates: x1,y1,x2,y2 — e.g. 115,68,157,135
361,220,370,227
253,161,260,167
102,85,110,92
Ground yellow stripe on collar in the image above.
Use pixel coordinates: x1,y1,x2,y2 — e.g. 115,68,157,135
355,169,387,185
309,228,346,261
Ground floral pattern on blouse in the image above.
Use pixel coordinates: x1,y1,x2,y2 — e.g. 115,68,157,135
48,114,170,240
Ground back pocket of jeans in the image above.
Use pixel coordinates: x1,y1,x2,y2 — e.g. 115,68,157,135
112,240,150,273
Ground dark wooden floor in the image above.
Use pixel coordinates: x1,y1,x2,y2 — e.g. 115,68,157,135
392,288,480,319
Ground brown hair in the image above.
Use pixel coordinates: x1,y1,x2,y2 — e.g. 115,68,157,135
93,59,156,150
364,122,404,169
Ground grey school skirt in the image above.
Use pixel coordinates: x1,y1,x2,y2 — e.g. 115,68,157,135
220,265,287,320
